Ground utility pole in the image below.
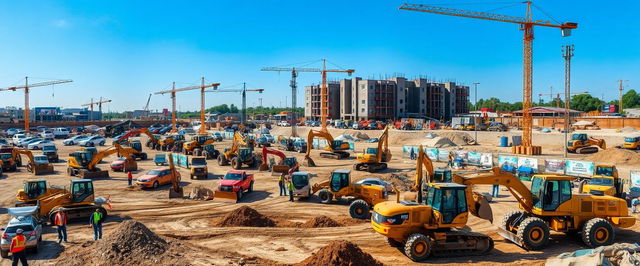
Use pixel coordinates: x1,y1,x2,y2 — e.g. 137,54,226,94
562,45,574,158
290,70,297,136
473,82,480,144
618,79,628,114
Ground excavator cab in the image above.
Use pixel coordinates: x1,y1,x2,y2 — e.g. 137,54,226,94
424,184,468,224
238,147,253,161
24,180,47,201
433,169,452,183
283,157,298,169
71,179,95,203
330,140,349,151
70,151,91,168
366,147,377,155
330,170,351,192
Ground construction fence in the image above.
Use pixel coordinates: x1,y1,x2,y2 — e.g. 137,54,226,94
494,117,640,130
214,131,355,151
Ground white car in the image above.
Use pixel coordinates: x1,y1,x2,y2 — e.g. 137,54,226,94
52,128,70,139
18,137,40,148
78,136,106,147
28,140,54,150
39,131,54,140
355,178,394,193
33,155,49,164
63,135,88,146
12,134,27,146
278,121,291,127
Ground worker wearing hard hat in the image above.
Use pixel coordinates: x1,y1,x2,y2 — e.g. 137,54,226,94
10,228,28,266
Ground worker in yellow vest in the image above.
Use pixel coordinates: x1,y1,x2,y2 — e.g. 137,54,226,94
278,174,286,196
10,228,28,266
89,209,104,240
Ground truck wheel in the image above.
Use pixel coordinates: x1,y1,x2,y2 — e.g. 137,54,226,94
517,217,549,250
231,158,241,169
67,167,74,176
387,238,402,247
582,218,615,247
318,189,333,204
404,233,431,262
248,181,254,192
500,210,526,232
349,199,370,219
236,190,243,202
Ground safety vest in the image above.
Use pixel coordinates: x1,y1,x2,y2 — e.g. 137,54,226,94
92,212,102,224
278,175,283,182
287,181,294,191
55,212,67,226
11,235,26,253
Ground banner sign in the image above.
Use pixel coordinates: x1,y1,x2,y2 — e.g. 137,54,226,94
498,155,518,173
565,160,595,177
630,171,640,189
438,149,450,162
480,153,493,167
467,152,481,165
544,159,565,174
426,148,439,161
402,146,418,158
454,150,468,161
517,157,538,171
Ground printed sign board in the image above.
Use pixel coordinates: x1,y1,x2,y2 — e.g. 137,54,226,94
426,148,439,161
631,171,640,189
480,153,493,167
498,155,518,173
517,157,538,171
565,160,595,177
467,152,481,165
544,159,565,174
438,149,450,162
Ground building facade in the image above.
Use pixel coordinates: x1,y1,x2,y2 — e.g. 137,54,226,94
304,82,340,121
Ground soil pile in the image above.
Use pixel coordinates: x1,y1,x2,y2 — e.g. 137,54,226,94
585,148,640,165
189,185,214,200
295,240,383,266
422,136,457,148
437,132,475,146
618,126,638,133
378,173,411,191
301,215,342,228
214,206,276,227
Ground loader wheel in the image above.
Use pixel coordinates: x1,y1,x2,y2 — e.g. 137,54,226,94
387,238,402,247
318,189,333,204
231,158,241,169
517,217,549,250
582,218,614,247
248,181,254,192
349,199,370,219
404,233,431,262
500,210,526,232
67,167,74,176
217,155,228,166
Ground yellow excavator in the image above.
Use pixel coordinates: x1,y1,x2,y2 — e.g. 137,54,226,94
183,135,215,156
354,127,391,172
15,179,65,207
371,146,635,261
567,133,606,154
12,148,54,175
303,129,351,166
167,154,183,198
623,135,640,150
217,132,259,169
312,169,388,219
36,179,109,224
67,143,138,178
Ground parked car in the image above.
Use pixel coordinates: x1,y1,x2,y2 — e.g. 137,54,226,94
262,134,275,143
256,136,270,147
42,145,59,162
178,128,195,135
158,126,172,135
135,168,180,189
110,157,132,172
355,178,394,193
0,206,42,258
78,136,106,147
278,121,290,127
475,123,488,131
35,126,48,132
5,128,20,137
0,139,8,147
487,122,508,132
39,131,54,140
18,138,41,148
12,134,28,146
52,127,70,139
63,135,88,146
27,140,54,150
211,132,223,141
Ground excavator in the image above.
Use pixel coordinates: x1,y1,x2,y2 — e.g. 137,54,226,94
354,127,391,172
15,179,64,207
115,128,159,149
157,134,186,152
567,133,606,154
258,146,299,174
312,169,388,219
12,149,54,175
303,129,351,167
35,179,109,224
67,143,138,178
218,132,259,169
371,146,635,261
167,154,183,198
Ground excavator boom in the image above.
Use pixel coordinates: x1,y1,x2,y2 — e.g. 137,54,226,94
12,149,54,175
303,129,350,166
452,167,534,212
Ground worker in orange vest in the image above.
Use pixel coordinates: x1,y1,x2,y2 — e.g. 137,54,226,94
127,171,133,186
54,211,67,243
10,228,28,266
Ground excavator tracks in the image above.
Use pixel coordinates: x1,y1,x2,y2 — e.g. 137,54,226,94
428,229,494,257
575,146,600,154
319,151,350,159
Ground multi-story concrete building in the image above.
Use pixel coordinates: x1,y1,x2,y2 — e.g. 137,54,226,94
443,82,470,119
304,82,340,121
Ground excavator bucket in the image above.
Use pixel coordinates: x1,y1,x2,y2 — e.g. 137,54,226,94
79,169,109,179
31,164,54,175
471,192,493,223
258,162,269,171
213,191,239,203
169,187,183,198
303,156,316,167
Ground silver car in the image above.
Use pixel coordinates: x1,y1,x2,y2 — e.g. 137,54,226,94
0,207,42,258
356,178,394,193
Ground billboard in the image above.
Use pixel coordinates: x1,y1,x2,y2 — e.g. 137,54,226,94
426,148,439,161
480,153,493,167
517,157,538,170
544,159,565,174
467,152,481,165
498,155,518,173
565,160,595,176
631,171,640,189
438,149,450,162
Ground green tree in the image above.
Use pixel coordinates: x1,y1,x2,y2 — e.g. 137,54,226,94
570,94,603,112
622,89,640,109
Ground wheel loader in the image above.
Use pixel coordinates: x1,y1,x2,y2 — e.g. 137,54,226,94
579,165,625,198
67,143,138,178
303,129,350,167
567,133,606,154
35,179,109,224
12,148,54,175
354,127,391,173
217,132,259,169
312,169,388,219
183,135,216,156
15,179,64,207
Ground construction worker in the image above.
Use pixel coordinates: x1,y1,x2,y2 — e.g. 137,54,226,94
632,197,640,213
409,148,416,160
89,209,104,240
448,153,454,168
10,228,28,266
127,171,133,186
287,178,294,202
54,211,67,243
278,174,286,196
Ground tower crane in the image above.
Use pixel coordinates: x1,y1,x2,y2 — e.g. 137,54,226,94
154,78,220,134
261,59,354,133
0,77,72,131
206,83,263,125
538,91,588,108
400,1,577,155
143,94,152,112
81,98,112,121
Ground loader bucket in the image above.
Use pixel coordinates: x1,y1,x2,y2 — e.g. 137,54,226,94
258,162,269,171
33,165,54,175
303,156,316,167
79,169,109,179
471,192,493,223
214,191,239,203
169,187,184,198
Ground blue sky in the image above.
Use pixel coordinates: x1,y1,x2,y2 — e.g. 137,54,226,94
0,0,638,112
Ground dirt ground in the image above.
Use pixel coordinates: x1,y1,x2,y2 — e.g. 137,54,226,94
1,126,639,265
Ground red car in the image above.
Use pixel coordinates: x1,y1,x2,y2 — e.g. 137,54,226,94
217,170,254,201
110,157,136,172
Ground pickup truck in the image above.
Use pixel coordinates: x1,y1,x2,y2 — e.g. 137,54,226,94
217,170,254,201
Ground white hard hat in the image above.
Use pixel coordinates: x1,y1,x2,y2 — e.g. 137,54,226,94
16,229,23,234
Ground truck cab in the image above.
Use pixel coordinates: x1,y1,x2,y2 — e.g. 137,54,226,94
189,156,208,179
217,170,254,202
581,165,623,198
291,172,311,199
623,135,640,150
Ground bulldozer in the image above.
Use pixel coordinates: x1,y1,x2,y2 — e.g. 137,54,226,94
12,149,54,175
0,151,20,172
167,154,183,198
312,169,388,219
15,179,65,207
303,129,351,167
354,127,391,172
183,135,216,156
258,146,299,174
217,132,259,169
567,133,606,154
623,134,640,150
35,179,109,224
579,165,625,198
67,143,138,178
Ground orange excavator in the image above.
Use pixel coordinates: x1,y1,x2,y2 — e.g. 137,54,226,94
167,154,183,198
114,128,159,149
67,143,138,178
258,146,299,174
11,148,54,175
303,129,350,167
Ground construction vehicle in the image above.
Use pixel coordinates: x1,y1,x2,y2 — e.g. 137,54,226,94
167,154,183,198
157,134,185,152
12,149,54,175
579,165,625,198
0,152,19,172
218,132,259,169
183,135,216,156
189,156,208,179
116,128,158,152
215,170,254,202
277,136,306,153
258,146,299,174
312,169,388,219
623,135,640,150
303,129,350,166
291,171,311,199
354,127,391,172
67,143,138,178
42,145,59,162
123,140,148,160
35,179,109,224
15,179,65,207
567,133,606,154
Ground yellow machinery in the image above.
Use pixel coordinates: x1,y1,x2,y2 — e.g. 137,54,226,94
258,146,299,174
36,179,108,224
217,132,259,169
157,134,186,151
312,169,388,219
623,135,640,150
12,148,54,175
579,165,625,198
15,179,65,207
167,154,183,198
354,127,391,172
371,147,635,261
303,129,350,167
67,143,138,178
183,135,214,155
567,133,606,154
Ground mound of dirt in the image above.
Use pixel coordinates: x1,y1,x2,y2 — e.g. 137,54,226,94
214,206,276,227
301,216,342,228
189,185,214,200
295,240,383,266
585,148,640,165
422,136,457,148
437,132,475,146
350,131,370,140
618,126,638,133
